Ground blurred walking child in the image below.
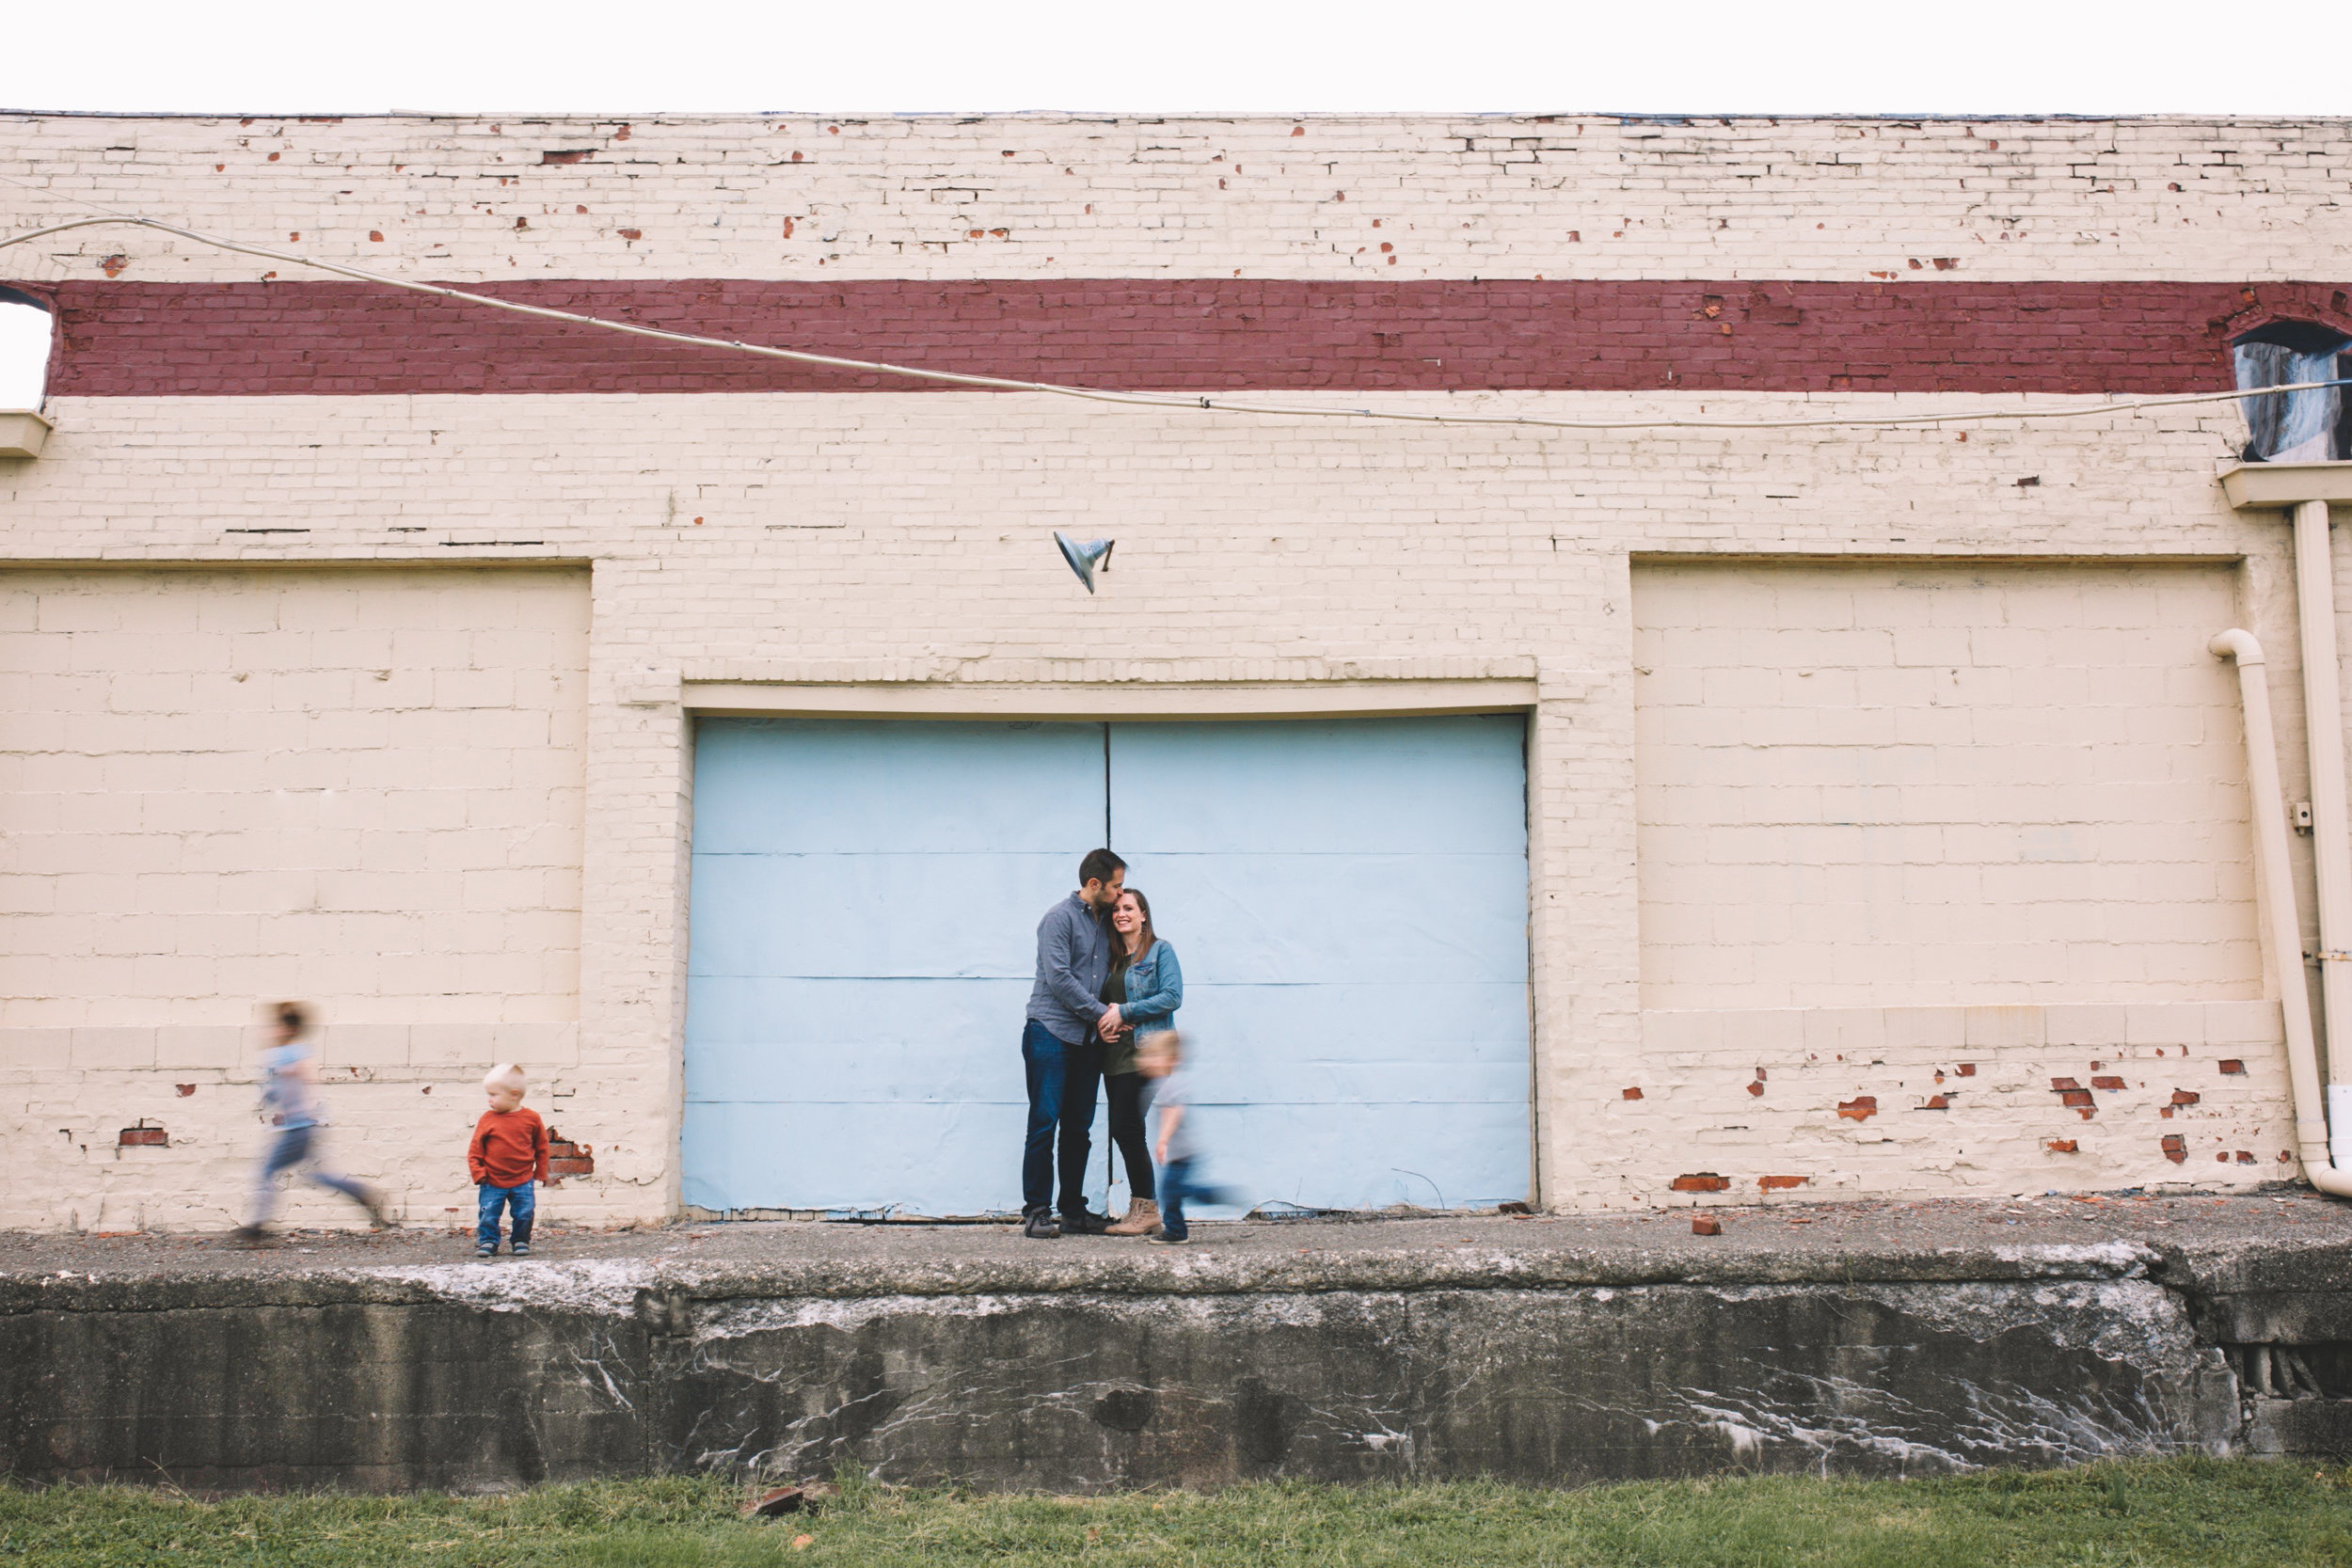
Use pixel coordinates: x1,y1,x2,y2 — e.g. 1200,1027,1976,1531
1139,1032,1233,1245
235,1002,389,1242
469,1064,550,1258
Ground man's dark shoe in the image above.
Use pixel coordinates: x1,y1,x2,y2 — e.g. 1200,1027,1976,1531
1060,1207,1111,1235
230,1225,271,1247
1023,1211,1060,1240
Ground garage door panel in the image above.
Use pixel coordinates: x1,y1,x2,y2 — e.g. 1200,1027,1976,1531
692,719,1104,855
1184,1101,1533,1214
685,980,1030,1101
1113,717,1528,855
688,851,1074,978
682,1101,1025,1215
1130,854,1529,985
1176,980,1531,1063
684,975,1029,1049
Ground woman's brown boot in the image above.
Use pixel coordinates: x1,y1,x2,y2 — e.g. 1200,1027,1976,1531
1105,1198,1160,1236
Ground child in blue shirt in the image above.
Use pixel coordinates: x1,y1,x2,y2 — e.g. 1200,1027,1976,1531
1138,1031,1233,1244
233,1002,389,1243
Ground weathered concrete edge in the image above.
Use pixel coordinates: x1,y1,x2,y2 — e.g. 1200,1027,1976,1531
0,1240,2208,1314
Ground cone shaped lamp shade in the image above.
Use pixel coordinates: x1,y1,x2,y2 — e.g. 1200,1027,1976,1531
1055,531,1116,593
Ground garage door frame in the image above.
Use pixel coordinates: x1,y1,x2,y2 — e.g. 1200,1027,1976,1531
674,673,1548,1217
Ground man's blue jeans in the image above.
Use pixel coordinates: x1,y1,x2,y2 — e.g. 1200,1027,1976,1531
477,1181,535,1252
1021,1020,1102,1217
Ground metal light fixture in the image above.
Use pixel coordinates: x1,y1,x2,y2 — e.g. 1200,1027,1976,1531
1054,531,1115,593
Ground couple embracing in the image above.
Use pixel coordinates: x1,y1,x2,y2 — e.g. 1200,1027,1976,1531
1019,847,1183,1240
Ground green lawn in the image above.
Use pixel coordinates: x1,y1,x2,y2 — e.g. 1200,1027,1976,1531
5,1461,2351,1565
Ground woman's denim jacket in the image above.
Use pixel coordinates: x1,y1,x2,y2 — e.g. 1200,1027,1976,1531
1121,940,1183,1039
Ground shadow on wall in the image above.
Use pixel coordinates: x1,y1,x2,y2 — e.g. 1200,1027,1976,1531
0,287,50,408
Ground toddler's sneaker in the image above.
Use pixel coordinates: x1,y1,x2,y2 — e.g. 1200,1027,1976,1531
510,1242,532,1258
476,1243,498,1259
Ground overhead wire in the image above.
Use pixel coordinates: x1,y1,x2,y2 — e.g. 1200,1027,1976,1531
0,199,2344,436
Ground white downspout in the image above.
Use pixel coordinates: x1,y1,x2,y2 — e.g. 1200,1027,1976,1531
2289,498,2352,1174
2209,628,2352,1196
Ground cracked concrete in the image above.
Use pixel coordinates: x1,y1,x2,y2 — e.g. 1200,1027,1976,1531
3,1194,2349,1490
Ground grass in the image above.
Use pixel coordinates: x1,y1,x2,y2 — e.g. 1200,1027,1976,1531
4,1461,2351,1565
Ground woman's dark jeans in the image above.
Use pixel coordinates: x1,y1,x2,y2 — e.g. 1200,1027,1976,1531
1104,1071,1156,1201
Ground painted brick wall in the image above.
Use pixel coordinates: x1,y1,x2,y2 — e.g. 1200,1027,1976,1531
1635,561,2262,1009
0,113,2344,1227
5,114,2352,283
0,566,589,1229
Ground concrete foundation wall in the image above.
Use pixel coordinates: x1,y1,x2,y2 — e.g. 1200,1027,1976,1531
2,1233,2314,1492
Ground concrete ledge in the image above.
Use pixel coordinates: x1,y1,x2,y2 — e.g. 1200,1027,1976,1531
5,1199,2350,1490
0,409,50,459
2217,460,2352,510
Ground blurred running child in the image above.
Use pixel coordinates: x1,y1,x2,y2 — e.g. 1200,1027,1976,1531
1138,1031,1233,1245
469,1063,550,1258
234,1002,389,1243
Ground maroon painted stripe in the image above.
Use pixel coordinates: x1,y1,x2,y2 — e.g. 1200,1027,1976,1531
19,278,2351,397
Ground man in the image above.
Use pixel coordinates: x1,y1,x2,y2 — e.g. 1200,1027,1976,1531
1020,847,1126,1239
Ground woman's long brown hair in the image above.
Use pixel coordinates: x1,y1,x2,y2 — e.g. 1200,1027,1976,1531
1110,887,1156,976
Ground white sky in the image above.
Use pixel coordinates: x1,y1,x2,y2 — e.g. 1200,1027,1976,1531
3,0,2348,118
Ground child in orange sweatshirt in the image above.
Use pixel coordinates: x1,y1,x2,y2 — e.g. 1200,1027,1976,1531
469,1063,549,1258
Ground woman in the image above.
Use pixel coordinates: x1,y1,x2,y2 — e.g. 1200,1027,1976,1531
1099,887,1183,1236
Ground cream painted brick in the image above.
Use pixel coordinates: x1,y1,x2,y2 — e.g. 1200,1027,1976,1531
8,114,2352,285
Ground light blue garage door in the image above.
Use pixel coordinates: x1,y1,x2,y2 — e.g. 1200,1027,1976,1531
683,715,1530,1216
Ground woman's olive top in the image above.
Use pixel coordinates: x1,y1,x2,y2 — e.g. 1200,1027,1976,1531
1103,938,1183,1076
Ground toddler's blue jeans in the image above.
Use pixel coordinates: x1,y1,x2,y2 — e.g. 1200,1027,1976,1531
477,1181,534,1252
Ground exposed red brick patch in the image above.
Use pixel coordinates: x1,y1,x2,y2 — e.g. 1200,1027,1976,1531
2171,1089,2201,1105
173,1084,196,1097
2092,1076,2126,1091
2160,1134,2187,1164
547,1130,595,1178
118,1126,167,1147
1745,1081,1765,1097
2050,1078,2081,1092
1758,1175,1808,1191
2046,1139,2078,1153
618,229,643,240
1671,1173,1730,1193
2219,1060,2246,1074
1837,1097,1878,1121
1955,1064,1976,1077
541,150,595,165
1621,1086,1643,1101
2058,1089,2095,1108
2236,1150,2258,1164
1918,1095,1951,1110
26,278,2339,399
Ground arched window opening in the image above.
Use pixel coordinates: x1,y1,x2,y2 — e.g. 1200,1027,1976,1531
2234,320,2351,464
0,287,52,410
